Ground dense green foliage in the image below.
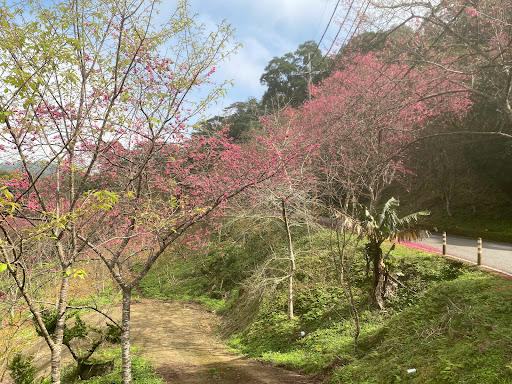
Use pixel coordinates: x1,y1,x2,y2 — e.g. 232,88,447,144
393,165,512,242
194,98,265,143
139,225,277,310
7,353,36,384
260,41,331,109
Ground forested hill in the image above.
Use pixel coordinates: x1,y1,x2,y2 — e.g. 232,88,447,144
0,162,57,176
195,29,512,241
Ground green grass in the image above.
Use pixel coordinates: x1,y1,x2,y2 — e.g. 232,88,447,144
224,239,481,376
139,227,275,311
328,274,512,383
66,285,122,308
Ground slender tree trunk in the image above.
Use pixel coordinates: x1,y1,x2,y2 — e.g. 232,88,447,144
364,244,371,279
445,190,452,217
341,256,360,353
339,230,361,352
281,199,295,321
343,192,350,212
370,242,386,310
287,265,295,321
49,344,62,384
6,260,60,383
50,269,71,384
121,287,132,384
49,146,77,383
346,276,360,353
444,188,453,217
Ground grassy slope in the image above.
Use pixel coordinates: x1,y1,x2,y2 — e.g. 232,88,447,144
138,230,275,311
331,274,512,384
140,226,512,383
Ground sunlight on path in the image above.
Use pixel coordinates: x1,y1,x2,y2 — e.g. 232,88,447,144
130,300,315,384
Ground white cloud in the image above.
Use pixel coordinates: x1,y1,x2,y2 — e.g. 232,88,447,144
183,0,341,118
198,38,269,117
221,38,271,94
253,0,331,25
206,0,334,28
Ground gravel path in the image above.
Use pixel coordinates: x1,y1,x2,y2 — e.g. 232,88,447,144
130,299,316,384
23,299,316,383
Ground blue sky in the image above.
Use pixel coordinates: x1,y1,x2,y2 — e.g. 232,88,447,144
186,0,341,117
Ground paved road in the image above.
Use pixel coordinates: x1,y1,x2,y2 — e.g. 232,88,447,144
317,215,512,276
406,233,512,276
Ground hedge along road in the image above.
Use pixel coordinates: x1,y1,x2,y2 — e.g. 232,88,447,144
402,233,512,276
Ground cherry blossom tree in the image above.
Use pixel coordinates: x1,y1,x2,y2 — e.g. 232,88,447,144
292,51,471,214
353,0,512,139
224,109,319,321
279,51,470,310
0,1,292,383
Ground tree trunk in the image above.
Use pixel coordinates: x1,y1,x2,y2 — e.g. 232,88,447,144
445,191,452,217
50,270,71,384
287,256,295,321
121,287,132,384
282,199,295,321
50,344,63,384
370,242,386,310
444,189,452,217
344,273,360,353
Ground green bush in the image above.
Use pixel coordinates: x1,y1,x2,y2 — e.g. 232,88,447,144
7,353,36,384
60,348,164,384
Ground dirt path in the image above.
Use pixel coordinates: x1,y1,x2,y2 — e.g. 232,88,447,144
130,299,316,384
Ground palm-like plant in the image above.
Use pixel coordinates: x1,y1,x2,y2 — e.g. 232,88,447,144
335,197,429,310
362,197,429,309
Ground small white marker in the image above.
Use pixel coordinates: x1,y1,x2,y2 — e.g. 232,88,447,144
407,368,417,374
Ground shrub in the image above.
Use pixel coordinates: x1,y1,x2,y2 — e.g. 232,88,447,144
7,353,35,384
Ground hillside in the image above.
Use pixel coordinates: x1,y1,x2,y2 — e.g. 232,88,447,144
139,224,512,383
